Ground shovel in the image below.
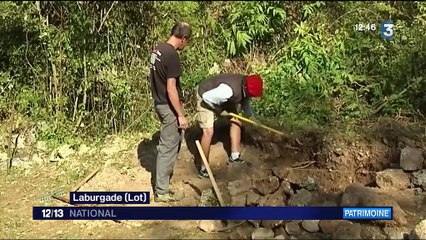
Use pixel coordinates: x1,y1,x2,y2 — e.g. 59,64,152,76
227,112,284,136
195,140,246,232
227,112,302,151
178,129,186,153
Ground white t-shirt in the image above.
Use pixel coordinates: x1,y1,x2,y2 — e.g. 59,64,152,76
201,83,253,116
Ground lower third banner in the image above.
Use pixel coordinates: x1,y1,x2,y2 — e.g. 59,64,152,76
33,206,393,221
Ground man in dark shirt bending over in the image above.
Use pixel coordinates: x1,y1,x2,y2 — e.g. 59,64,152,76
195,73,263,178
149,22,191,202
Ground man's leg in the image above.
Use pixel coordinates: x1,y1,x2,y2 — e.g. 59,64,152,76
228,118,246,164
154,104,182,202
199,126,214,178
196,92,215,178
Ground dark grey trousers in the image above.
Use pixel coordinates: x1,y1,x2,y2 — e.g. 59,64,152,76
154,104,181,195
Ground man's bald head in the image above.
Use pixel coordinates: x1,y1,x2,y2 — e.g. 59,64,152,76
171,22,192,40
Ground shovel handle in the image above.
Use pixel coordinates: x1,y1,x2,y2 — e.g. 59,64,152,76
195,140,226,207
228,113,284,136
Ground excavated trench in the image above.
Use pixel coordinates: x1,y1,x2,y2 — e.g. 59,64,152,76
185,118,426,239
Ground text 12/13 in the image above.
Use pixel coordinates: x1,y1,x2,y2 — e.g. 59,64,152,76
41,208,64,219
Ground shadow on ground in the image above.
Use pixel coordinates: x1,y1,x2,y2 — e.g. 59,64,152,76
137,117,239,192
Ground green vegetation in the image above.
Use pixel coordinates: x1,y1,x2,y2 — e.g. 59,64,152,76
1,1,425,145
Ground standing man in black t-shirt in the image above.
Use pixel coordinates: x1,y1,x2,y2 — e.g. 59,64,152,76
149,22,191,202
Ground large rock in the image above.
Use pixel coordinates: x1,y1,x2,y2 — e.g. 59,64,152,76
253,176,280,195
229,179,251,206
413,220,426,240
57,144,75,159
319,220,352,234
361,225,387,239
251,228,274,240
272,167,346,193
261,220,283,228
228,224,253,239
11,157,24,167
197,220,223,232
384,226,407,240
278,180,294,197
272,167,289,180
248,220,261,228
376,169,410,190
35,141,48,152
411,170,426,190
287,189,312,206
332,222,361,239
300,176,319,191
261,190,286,207
301,220,320,233
285,221,302,236
228,179,251,196
340,183,407,225
31,154,44,164
400,146,424,171
49,148,60,162
78,144,91,155
273,226,288,238
246,190,261,206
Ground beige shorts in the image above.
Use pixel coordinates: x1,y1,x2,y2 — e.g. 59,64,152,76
196,89,215,129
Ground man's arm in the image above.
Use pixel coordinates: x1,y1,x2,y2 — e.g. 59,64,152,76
167,78,185,117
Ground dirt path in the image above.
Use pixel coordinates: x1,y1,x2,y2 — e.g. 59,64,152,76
1,130,278,239
0,141,234,239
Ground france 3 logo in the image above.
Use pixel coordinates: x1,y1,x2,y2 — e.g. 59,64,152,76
380,21,394,40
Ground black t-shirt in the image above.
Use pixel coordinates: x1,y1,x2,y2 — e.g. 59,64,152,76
149,42,183,105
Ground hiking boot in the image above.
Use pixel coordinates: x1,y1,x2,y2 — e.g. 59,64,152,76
197,169,209,179
154,191,185,203
227,156,252,167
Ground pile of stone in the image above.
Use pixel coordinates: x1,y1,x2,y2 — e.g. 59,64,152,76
391,146,426,191
221,161,422,239
226,178,411,239
197,138,426,239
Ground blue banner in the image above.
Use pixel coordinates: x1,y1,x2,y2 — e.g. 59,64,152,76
69,192,149,204
33,206,393,221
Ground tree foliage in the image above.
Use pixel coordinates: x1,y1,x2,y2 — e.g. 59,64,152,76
0,1,425,143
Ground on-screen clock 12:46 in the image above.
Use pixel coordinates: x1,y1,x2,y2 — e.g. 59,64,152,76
381,20,394,40
354,23,377,31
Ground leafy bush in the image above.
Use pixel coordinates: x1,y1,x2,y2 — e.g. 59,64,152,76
0,1,425,144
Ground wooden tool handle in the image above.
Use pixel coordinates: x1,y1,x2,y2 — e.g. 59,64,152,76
228,113,284,136
71,167,101,192
195,140,226,207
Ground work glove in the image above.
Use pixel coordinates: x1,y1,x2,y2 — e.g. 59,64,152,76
220,110,229,117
